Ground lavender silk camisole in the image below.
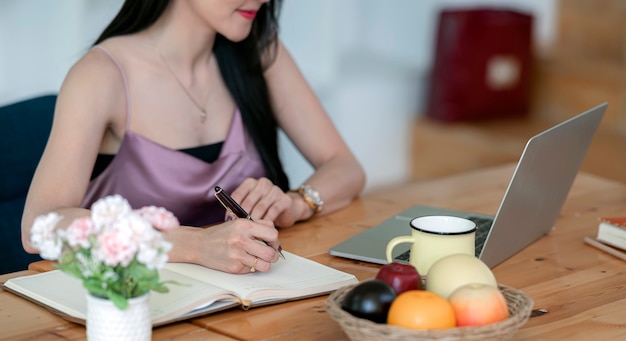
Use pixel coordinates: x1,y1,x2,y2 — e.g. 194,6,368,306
81,46,266,226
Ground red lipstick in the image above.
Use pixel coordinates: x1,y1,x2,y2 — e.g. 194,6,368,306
237,10,257,20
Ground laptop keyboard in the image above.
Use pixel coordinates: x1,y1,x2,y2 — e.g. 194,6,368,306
393,216,494,261
395,249,411,261
469,216,494,256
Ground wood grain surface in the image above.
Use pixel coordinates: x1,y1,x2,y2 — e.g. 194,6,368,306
2,163,625,340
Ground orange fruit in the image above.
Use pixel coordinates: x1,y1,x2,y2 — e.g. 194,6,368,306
387,290,456,330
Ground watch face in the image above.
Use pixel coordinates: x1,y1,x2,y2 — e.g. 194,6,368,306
303,186,323,206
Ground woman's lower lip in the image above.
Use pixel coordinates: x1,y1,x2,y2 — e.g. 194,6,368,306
238,10,256,20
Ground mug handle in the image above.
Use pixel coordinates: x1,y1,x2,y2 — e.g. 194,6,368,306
385,235,414,263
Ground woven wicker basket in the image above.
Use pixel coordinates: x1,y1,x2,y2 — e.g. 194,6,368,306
326,283,533,341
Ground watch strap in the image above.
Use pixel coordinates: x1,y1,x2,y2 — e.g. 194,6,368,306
290,185,323,218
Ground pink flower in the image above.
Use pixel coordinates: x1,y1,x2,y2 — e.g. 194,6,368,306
29,195,180,307
95,227,137,267
135,206,180,231
66,217,96,248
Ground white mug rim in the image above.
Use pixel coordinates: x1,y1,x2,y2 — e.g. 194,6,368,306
410,215,477,235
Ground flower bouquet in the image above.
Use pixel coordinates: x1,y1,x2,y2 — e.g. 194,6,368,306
30,195,180,310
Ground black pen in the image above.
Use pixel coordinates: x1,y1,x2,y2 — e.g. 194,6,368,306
214,186,285,259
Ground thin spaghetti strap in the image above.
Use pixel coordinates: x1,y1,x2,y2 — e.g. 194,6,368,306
92,45,132,130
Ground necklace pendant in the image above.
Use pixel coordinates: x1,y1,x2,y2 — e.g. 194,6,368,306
158,51,210,124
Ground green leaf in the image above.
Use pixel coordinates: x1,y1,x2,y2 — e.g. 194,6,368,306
107,290,128,310
84,278,108,298
57,264,83,280
58,250,75,264
151,282,170,294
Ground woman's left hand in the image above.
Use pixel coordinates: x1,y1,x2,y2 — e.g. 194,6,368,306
229,178,300,227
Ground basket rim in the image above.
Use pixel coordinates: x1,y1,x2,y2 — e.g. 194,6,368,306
326,282,533,339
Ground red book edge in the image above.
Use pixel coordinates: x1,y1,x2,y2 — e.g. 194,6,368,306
599,217,626,228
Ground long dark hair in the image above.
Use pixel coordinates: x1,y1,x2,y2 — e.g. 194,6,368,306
95,0,289,191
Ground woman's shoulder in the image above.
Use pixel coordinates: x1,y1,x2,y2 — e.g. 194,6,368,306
57,40,132,122
64,43,126,91
70,36,141,79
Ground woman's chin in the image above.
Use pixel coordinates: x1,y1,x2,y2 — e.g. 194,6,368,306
220,27,253,43
224,35,249,43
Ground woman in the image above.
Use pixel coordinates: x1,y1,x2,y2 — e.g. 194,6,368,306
21,0,365,274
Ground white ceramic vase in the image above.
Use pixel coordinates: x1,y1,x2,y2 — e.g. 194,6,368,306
86,293,151,341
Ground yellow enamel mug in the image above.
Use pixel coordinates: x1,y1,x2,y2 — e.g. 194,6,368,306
385,215,477,276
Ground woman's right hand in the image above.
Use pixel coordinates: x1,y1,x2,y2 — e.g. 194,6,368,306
166,218,281,274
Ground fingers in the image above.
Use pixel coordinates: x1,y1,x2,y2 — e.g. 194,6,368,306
232,178,291,221
228,219,281,271
242,254,273,273
231,178,272,204
221,250,274,274
253,219,283,259
248,256,258,273
236,251,273,274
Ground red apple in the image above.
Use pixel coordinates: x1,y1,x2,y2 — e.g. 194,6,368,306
375,262,422,294
448,283,509,327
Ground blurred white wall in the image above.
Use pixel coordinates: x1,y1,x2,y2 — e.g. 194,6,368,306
0,0,556,192
278,0,556,191
0,0,124,105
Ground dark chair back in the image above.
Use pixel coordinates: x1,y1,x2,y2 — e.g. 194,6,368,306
0,94,56,274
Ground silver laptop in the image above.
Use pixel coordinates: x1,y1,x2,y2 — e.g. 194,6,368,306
330,103,607,268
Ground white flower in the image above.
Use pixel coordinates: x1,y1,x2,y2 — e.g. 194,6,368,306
102,269,119,282
37,239,63,260
76,252,96,278
90,194,132,229
137,235,172,270
30,212,63,259
118,213,157,244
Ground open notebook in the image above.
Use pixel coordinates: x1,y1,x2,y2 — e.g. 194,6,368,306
3,251,357,326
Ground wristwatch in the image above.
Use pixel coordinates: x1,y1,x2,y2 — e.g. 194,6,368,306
291,185,324,218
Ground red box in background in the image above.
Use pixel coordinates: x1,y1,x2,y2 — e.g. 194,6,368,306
426,8,534,122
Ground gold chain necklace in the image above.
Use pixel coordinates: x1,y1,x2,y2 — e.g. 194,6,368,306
158,52,208,123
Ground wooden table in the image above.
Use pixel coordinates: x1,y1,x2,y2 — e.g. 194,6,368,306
2,163,626,340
